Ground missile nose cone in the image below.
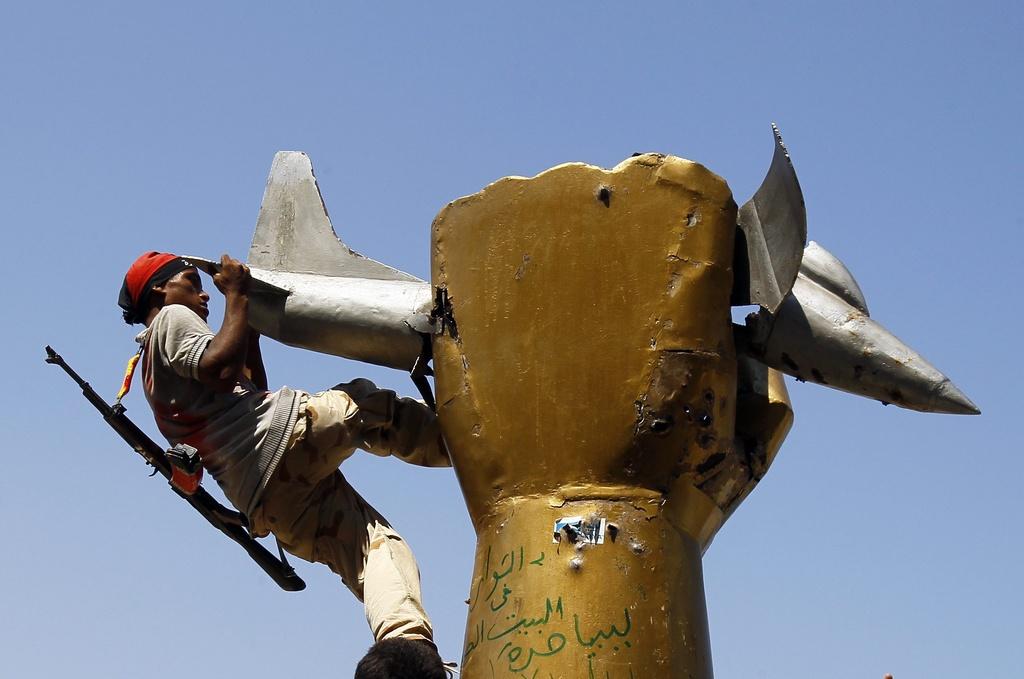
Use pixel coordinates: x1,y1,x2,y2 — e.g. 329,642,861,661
743,271,982,416
880,349,982,415
931,379,981,415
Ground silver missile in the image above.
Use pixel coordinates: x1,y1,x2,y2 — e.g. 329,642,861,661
209,148,977,414
195,151,433,371
740,241,980,415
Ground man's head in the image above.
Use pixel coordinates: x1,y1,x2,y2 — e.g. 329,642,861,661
354,638,447,679
118,252,209,325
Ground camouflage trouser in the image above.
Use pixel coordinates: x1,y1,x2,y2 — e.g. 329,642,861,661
250,380,449,643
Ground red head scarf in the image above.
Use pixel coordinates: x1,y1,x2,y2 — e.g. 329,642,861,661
118,251,193,324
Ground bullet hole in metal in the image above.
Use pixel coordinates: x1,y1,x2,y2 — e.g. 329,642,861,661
811,368,827,384
667,271,682,295
629,540,646,555
569,556,583,571
514,254,532,280
607,523,619,542
650,415,674,434
780,352,800,373
697,452,725,474
698,412,713,428
685,211,700,228
597,186,612,207
703,389,714,404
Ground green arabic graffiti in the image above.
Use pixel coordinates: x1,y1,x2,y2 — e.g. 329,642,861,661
573,608,632,648
487,597,565,641
482,546,546,604
465,544,643,676
466,596,566,661
500,633,567,673
491,584,513,612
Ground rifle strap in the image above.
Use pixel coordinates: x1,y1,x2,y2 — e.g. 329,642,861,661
243,515,297,576
276,537,296,574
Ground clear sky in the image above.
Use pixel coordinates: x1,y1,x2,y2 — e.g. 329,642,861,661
2,2,1020,678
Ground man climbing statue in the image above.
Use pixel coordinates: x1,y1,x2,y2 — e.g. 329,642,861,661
118,250,449,678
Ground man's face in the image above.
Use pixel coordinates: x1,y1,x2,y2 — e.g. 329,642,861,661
157,268,210,320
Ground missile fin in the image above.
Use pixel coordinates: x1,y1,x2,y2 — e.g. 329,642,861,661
799,241,868,314
733,124,808,313
248,152,422,283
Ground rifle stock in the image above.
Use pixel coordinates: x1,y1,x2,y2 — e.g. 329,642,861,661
45,345,306,592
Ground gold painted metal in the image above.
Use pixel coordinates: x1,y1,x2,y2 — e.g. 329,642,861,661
432,154,784,677
725,357,795,518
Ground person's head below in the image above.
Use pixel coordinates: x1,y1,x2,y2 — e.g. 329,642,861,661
354,638,447,679
118,252,210,326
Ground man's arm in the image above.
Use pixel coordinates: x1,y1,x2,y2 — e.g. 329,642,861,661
197,255,253,391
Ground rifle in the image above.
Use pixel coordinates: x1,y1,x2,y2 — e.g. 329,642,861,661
44,345,306,592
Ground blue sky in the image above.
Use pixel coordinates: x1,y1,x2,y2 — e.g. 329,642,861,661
1,2,1020,677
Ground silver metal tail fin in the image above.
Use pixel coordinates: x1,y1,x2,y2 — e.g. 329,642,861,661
733,124,808,313
248,151,421,282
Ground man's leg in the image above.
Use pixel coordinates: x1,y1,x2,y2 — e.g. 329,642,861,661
258,467,435,642
312,472,434,643
330,379,450,468
252,389,436,643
